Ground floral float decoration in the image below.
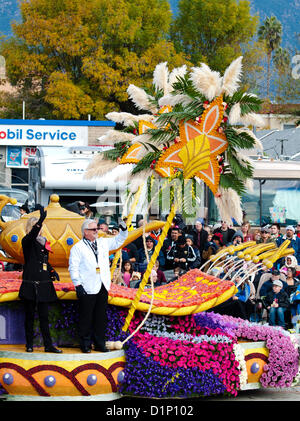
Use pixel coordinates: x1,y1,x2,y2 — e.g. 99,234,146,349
85,57,265,334
86,57,264,224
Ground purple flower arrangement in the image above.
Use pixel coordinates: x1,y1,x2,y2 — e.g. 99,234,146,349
105,306,299,397
26,301,299,397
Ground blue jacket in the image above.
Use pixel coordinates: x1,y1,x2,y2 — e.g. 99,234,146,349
276,235,300,264
235,284,251,302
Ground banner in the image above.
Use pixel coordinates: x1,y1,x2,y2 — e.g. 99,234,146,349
0,124,88,146
6,146,37,168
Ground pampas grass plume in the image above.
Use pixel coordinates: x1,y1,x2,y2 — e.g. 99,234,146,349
190,63,222,101
221,56,243,96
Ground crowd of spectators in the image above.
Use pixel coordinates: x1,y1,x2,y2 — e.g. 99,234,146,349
108,215,300,331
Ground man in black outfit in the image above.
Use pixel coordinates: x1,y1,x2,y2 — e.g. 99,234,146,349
19,205,61,353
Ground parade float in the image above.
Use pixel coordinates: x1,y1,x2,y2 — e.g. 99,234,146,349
0,58,299,401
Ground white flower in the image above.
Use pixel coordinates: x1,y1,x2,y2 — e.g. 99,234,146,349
233,343,248,388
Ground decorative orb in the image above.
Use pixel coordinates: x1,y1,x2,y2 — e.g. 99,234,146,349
11,234,18,243
50,194,60,203
244,254,251,261
252,256,260,264
66,237,74,245
87,374,98,386
114,341,123,350
263,259,273,269
250,362,260,374
237,252,244,259
117,370,125,384
227,246,235,255
3,372,13,385
44,375,56,387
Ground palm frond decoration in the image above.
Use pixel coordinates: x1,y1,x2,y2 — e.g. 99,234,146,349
85,57,265,223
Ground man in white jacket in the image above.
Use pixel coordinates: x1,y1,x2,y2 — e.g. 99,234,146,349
69,218,128,353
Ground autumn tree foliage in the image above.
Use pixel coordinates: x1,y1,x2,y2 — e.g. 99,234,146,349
0,0,188,119
170,0,259,72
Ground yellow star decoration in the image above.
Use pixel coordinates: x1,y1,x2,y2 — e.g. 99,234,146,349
119,106,173,166
155,96,228,194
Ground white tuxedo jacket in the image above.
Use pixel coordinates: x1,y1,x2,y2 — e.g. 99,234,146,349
68,230,128,293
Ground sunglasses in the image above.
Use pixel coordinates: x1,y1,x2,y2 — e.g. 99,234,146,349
85,228,99,232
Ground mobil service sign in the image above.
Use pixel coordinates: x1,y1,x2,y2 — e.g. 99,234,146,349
0,120,88,146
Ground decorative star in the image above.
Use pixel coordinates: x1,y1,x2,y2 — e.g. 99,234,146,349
154,95,228,194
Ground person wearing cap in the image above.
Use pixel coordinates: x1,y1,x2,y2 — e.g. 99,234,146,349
130,271,142,288
256,226,273,244
98,220,109,233
259,269,288,298
277,225,300,264
137,235,165,273
231,230,244,245
264,279,290,328
190,218,208,258
166,234,188,271
163,228,181,269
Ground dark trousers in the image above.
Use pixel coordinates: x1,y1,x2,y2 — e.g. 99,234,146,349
23,300,53,348
78,284,108,350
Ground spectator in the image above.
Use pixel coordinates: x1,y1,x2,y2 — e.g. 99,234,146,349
190,218,208,257
241,221,254,242
122,242,139,269
213,220,235,245
259,269,288,298
138,236,165,273
231,230,244,246
270,223,282,242
163,228,181,269
130,271,141,288
264,280,290,328
19,203,29,217
168,266,186,283
209,274,251,319
111,225,120,236
277,226,300,264
172,213,186,233
285,268,300,329
185,236,201,269
172,235,189,271
253,229,261,242
98,220,109,233
154,260,167,285
256,226,273,244
112,269,126,286
121,260,134,287
202,233,225,271
296,222,300,239
281,255,300,278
